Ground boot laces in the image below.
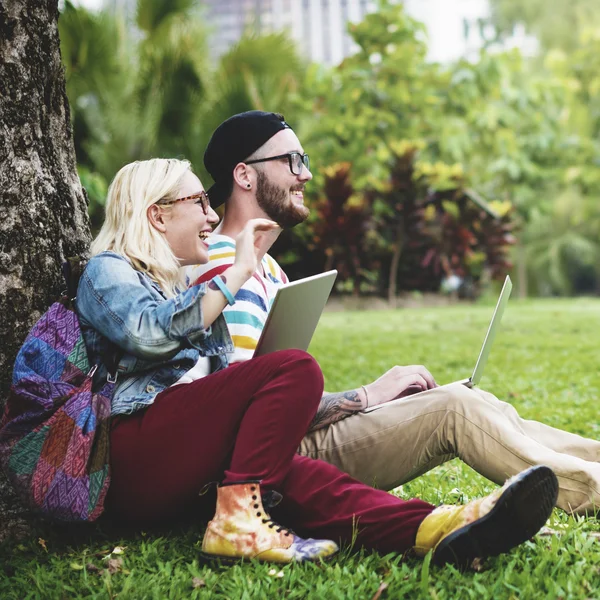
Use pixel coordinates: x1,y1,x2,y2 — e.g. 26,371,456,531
261,516,291,535
251,491,292,536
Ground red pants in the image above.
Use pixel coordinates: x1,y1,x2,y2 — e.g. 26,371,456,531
107,350,434,554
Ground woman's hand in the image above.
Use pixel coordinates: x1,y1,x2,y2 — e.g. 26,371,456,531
233,218,280,279
202,219,278,328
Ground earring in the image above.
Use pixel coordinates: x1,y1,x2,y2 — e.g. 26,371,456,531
247,184,251,189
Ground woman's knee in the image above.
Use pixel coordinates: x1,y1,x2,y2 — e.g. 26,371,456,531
277,349,322,377
274,349,324,403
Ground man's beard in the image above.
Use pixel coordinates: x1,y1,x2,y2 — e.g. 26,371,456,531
255,170,309,229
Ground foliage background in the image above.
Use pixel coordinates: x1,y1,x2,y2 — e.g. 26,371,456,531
60,0,600,298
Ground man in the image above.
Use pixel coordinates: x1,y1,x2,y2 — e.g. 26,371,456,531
189,110,600,516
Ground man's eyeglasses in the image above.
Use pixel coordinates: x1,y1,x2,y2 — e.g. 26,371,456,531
245,152,310,176
157,191,210,215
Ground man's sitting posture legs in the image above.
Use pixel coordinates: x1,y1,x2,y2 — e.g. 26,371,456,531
300,382,600,515
188,110,600,517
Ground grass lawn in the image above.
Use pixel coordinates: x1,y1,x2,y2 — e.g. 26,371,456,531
1,298,599,599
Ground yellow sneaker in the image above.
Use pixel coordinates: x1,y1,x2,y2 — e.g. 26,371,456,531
414,465,558,568
200,481,338,564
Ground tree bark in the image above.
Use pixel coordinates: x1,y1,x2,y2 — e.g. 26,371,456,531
0,0,91,542
387,218,404,308
516,237,528,299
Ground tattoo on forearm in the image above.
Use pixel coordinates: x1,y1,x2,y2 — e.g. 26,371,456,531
309,390,362,431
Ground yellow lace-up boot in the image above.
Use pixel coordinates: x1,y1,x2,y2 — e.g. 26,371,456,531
414,465,558,568
200,481,339,564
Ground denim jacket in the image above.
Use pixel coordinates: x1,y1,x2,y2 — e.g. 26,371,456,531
76,251,233,416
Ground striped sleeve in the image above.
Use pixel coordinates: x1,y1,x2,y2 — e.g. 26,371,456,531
265,254,289,284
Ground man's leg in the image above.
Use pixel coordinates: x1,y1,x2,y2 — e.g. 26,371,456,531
299,383,600,514
474,387,600,461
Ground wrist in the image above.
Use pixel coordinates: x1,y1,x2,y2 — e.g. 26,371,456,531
210,275,236,306
228,263,253,283
223,264,252,290
360,385,369,410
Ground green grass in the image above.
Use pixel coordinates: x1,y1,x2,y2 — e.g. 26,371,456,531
1,298,599,599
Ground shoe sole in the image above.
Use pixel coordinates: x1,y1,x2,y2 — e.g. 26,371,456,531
432,465,558,568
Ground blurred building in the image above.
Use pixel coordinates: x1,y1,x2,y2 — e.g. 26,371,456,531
203,0,377,65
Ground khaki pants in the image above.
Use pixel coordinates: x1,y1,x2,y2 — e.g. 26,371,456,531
299,383,600,515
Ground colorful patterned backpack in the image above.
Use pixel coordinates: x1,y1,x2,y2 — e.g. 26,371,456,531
0,259,114,521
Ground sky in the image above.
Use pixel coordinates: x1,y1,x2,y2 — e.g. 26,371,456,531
74,0,104,8
73,0,103,9
404,0,490,61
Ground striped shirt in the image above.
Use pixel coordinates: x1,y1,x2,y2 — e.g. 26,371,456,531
187,234,289,363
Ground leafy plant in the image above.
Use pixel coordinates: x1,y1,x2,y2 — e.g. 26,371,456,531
59,0,600,297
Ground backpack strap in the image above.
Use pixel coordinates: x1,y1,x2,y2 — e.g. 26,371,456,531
62,256,89,303
62,255,123,382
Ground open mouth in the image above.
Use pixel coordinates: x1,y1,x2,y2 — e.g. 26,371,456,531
198,231,210,241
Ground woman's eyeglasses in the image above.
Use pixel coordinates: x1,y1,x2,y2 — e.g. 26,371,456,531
158,191,210,215
245,152,310,176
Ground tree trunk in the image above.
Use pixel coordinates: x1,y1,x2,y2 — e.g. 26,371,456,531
0,0,91,542
516,237,528,299
387,218,404,307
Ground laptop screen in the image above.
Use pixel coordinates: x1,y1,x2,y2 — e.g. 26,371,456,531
470,275,513,386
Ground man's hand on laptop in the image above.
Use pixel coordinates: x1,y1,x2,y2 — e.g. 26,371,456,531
362,365,438,409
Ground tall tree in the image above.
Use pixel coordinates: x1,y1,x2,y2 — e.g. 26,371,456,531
0,0,91,541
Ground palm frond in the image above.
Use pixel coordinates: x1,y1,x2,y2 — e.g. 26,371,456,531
135,0,197,35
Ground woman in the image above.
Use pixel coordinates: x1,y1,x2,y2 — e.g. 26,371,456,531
77,158,558,567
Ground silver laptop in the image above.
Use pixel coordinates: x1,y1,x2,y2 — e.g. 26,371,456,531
455,275,513,388
364,275,513,412
253,270,338,357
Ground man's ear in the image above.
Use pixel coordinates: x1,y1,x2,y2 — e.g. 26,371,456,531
147,204,168,233
232,162,254,190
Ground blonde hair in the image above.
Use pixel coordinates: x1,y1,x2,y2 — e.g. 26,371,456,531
91,158,192,297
